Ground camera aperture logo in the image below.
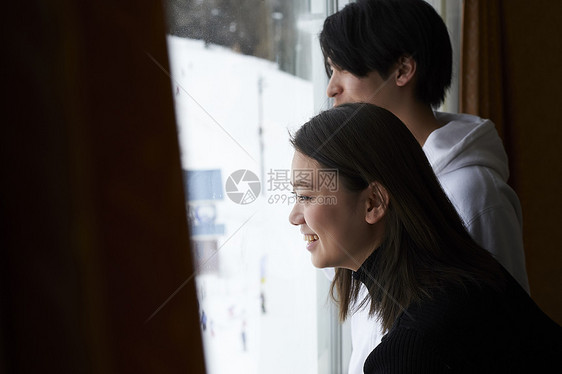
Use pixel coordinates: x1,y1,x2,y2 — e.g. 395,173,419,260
225,169,261,205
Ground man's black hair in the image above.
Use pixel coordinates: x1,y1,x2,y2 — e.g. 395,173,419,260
319,0,452,108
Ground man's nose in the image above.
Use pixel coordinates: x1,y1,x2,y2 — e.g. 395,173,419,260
326,74,342,99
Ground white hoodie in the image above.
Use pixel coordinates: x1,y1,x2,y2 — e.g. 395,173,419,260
427,112,528,291
347,112,530,374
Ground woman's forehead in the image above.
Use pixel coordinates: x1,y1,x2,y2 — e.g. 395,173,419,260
291,151,320,187
292,151,318,168
291,151,341,193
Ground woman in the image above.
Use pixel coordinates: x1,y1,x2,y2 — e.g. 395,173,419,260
289,103,561,373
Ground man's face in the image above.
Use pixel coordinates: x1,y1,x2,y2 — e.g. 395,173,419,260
326,60,393,108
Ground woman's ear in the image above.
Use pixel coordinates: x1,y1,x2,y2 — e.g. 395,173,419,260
365,181,389,224
395,55,416,87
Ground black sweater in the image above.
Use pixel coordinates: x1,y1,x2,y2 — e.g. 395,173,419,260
355,253,562,373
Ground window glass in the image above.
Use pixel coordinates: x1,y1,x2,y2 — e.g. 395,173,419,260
165,1,333,373
425,0,462,113
165,1,460,373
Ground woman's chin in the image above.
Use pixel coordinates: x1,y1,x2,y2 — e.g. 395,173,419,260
311,255,336,269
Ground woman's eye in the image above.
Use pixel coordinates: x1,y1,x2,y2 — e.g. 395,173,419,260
292,191,312,203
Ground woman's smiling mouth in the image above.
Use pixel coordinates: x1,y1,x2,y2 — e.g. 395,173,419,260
304,234,319,250
304,234,319,243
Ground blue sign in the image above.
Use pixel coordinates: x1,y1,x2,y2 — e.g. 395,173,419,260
190,223,226,236
183,169,224,201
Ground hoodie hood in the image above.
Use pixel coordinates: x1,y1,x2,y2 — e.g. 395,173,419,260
423,112,510,181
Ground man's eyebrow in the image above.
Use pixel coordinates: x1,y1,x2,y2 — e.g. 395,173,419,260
326,58,339,68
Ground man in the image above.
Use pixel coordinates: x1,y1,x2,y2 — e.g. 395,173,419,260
319,1,529,373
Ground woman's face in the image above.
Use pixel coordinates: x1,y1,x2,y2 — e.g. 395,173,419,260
288,151,384,271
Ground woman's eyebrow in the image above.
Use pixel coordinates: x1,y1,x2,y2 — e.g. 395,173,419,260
291,180,313,188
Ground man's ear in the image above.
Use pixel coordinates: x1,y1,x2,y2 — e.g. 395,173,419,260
365,182,389,224
395,55,416,87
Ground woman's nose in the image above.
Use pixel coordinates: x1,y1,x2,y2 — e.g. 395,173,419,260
289,201,304,226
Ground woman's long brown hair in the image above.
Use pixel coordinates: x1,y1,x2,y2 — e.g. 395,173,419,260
291,103,505,332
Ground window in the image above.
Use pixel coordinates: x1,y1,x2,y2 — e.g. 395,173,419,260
165,1,340,373
164,1,460,373
425,0,462,113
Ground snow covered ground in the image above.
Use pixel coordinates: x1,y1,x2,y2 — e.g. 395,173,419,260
167,35,330,374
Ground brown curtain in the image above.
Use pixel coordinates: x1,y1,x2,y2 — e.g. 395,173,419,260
2,1,206,373
460,0,505,138
460,0,562,326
